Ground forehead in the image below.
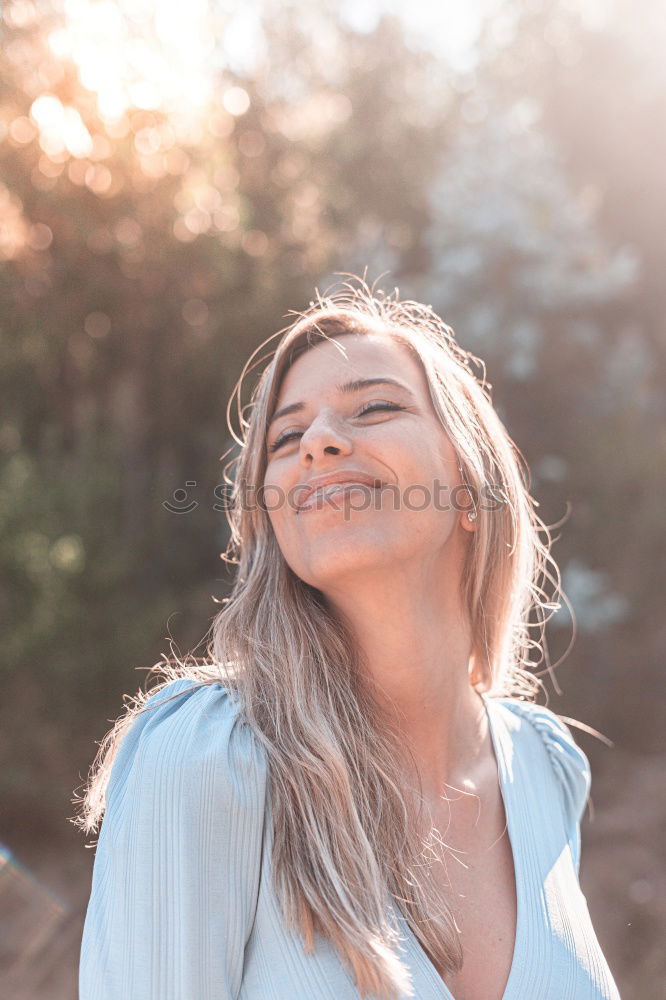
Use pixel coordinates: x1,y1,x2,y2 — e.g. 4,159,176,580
275,332,427,400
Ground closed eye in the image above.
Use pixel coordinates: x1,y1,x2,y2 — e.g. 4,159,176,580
268,401,406,453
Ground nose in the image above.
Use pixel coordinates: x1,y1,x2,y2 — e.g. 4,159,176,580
299,409,353,463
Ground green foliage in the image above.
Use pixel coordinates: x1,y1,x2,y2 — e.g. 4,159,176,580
0,0,450,848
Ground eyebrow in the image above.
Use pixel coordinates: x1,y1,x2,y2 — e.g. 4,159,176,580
267,377,415,431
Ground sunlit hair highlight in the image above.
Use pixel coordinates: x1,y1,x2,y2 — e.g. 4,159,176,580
74,274,575,999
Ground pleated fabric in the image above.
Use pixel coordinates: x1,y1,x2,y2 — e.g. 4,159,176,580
79,679,622,1000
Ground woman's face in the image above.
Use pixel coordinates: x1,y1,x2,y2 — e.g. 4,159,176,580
262,332,473,592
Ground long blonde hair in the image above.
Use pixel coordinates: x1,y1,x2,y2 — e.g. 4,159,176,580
74,275,571,999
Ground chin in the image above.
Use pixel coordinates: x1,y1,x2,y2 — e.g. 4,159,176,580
290,532,400,589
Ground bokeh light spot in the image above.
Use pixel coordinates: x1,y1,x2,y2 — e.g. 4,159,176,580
223,87,250,117
50,534,85,573
27,223,53,251
182,299,209,326
84,312,111,339
8,116,37,145
242,229,268,256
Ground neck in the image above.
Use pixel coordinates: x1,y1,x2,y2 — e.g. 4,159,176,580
322,562,489,804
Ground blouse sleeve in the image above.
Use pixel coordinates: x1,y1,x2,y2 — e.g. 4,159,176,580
79,678,268,1000
517,701,592,876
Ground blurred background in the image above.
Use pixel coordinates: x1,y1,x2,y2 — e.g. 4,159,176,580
1,0,664,996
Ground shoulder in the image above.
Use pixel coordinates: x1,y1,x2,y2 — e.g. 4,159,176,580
81,678,269,996
496,697,592,825
104,677,268,827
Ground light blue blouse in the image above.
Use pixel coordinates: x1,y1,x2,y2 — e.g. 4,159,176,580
79,678,622,999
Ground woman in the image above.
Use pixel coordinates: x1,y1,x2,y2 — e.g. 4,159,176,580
76,279,621,1000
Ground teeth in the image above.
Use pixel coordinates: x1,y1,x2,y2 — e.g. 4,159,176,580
311,482,371,503
320,484,349,499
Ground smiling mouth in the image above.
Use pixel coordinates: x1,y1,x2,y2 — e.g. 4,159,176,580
297,482,381,514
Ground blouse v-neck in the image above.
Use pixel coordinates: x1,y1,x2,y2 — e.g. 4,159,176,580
397,692,524,1000
80,678,623,1000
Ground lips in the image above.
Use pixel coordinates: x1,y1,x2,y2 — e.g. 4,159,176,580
295,470,385,513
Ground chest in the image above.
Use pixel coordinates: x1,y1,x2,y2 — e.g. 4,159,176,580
416,804,518,1000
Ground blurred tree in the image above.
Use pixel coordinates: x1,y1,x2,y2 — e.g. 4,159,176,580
405,0,665,751
0,0,450,847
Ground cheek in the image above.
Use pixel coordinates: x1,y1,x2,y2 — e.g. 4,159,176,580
261,468,292,520
262,483,304,563
264,495,291,548
397,441,449,497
